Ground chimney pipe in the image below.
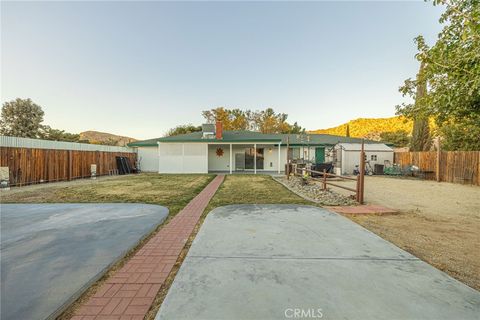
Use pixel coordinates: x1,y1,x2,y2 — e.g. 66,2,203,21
216,121,223,139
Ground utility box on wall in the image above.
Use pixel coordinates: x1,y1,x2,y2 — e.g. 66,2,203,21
0,167,10,190
91,164,97,179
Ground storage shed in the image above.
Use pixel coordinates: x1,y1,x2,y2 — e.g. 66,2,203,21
334,143,394,175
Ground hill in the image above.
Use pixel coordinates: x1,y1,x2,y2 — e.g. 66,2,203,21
79,131,137,146
309,116,413,140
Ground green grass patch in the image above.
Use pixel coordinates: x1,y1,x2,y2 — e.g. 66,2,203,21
206,174,312,213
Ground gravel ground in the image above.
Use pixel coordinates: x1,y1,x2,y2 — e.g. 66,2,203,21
329,175,480,290
275,176,356,206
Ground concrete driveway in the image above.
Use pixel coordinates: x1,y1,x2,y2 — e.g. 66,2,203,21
156,204,480,320
1,203,168,320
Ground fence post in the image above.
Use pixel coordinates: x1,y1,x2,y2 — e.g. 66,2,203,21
436,138,441,182
68,150,73,181
322,169,327,190
356,175,360,202
286,137,290,180
359,139,365,204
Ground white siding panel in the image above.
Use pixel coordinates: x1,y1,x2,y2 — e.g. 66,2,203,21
137,147,159,172
263,145,287,172
159,143,183,173
182,143,208,173
158,143,207,173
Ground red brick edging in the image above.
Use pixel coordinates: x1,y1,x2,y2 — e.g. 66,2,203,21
72,175,225,320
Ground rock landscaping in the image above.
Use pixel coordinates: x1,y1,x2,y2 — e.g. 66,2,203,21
275,176,356,206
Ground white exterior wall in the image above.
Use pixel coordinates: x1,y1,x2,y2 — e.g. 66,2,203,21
341,150,393,175
208,145,232,171
263,145,287,171
137,147,159,172
183,143,208,173
158,143,208,173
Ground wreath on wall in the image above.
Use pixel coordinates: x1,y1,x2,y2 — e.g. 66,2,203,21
216,148,224,157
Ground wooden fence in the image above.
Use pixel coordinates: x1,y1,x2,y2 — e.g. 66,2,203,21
291,165,363,203
0,147,137,187
394,151,480,186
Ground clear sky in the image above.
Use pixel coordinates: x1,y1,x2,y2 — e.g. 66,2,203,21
1,1,444,139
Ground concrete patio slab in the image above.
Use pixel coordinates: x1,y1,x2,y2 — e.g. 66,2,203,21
186,204,411,259
1,203,168,320
156,204,480,320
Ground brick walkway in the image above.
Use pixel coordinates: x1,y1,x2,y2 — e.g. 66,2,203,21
72,175,224,320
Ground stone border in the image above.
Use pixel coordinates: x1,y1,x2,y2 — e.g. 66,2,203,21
272,175,324,204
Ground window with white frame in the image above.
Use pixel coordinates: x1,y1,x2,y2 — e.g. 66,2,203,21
370,154,377,161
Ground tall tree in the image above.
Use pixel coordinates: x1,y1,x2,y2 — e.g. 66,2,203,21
165,124,202,137
288,122,305,134
39,125,80,142
380,130,411,148
345,124,350,137
201,107,303,133
0,98,45,138
201,107,233,129
397,0,480,150
410,62,431,151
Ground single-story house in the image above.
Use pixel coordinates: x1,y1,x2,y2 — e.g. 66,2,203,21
128,122,386,174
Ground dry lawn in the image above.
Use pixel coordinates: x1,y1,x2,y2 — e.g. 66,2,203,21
1,173,214,216
329,176,480,290
206,174,311,210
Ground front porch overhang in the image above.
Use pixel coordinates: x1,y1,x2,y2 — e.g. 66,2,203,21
207,141,283,174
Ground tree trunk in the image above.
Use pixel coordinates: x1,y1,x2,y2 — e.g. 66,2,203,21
410,62,431,151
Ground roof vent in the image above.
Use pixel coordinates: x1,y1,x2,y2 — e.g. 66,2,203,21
201,123,216,139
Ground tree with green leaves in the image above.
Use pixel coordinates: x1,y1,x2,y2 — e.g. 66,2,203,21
380,130,411,148
0,98,45,138
165,124,202,137
396,0,480,151
202,107,303,134
39,125,80,142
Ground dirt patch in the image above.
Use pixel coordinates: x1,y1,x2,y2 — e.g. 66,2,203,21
327,176,480,219
329,176,480,291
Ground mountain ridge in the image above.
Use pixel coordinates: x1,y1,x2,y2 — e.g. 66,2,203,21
79,130,137,146
309,116,413,139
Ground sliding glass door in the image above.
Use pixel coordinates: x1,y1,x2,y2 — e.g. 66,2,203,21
245,148,264,170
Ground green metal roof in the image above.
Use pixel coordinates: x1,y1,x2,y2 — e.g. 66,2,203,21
128,130,375,147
